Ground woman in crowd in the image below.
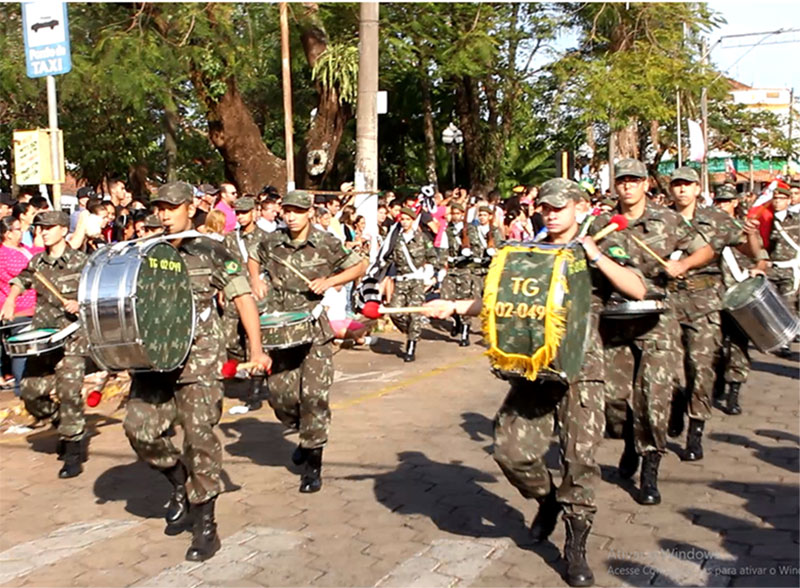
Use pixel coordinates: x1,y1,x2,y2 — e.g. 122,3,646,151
0,217,41,396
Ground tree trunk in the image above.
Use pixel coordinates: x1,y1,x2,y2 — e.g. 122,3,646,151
164,102,179,183
456,76,493,196
614,119,639,159
420,59,438,190
297,2,353,189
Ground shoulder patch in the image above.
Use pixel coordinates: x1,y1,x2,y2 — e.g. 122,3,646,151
224,259,240,274
608,245,630,260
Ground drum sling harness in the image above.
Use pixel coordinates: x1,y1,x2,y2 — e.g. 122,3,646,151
721,247,749,283
396,235,434,284
771,220,800,292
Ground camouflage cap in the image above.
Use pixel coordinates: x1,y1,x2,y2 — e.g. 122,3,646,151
478,205,494,215
670,166,700,184
33,210,69,227
614,158,648,179
142,213,163,229
152,181,194,205
399,206,417,220
714,185,739,201
197,183,219,196
233,196,256,212
282,190,314,210
537,178,584,208
449,202,465,212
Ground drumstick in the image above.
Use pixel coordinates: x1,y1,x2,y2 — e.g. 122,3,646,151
269,254,313,286
33,272,71,306
361,301,428,318
628,234,671,269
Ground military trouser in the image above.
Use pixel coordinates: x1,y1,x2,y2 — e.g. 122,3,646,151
21,352,86,442
222,306,246,362
389,279,426,341
267,341,333,450
493,378,603,516
679,311,723,421
441,270,483,328
603,336,677,455
721,313,750,384
124,376,223,504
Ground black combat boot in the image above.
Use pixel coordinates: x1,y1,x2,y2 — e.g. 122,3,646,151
563,515,595,587
725,383,742,416
185,497,221,561
459,323,470,347
162,462,189,526
637,451,661,505
667,390,686,438
682,418,704,462
58,439,83,479
530,486,562,542
617,416,639,479
403,340,417,363
451,314,462,337
291,445,307,465
299,447,323,493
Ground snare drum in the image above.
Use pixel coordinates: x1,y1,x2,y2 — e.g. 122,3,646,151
4,328,62,357
260,311,314,350
79,239,195,371
602,299,666,319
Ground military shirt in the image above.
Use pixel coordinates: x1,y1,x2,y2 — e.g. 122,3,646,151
683,206,746,277
223,225,269,265
769,209,800,263
10,246,89,356
176,235,252,383
390,229,439,276
250,226,363,344
444,223,484,268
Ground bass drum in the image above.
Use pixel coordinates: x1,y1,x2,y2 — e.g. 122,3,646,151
723,275,800,352
79,240,195,371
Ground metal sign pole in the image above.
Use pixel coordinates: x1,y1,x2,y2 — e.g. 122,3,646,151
46,75,61,209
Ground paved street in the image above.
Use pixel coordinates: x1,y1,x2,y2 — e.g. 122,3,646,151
0,326,798,587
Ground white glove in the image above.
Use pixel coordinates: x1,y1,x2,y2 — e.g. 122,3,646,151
486,247,497,257
437,269,447,283
461,247,472,257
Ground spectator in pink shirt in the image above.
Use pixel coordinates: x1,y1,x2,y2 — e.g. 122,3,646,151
0,217,42,396
214,182,239,233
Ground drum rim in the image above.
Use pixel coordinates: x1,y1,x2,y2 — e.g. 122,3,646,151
6,328,59,342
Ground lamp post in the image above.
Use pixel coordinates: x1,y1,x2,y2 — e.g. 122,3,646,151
441,122,463,188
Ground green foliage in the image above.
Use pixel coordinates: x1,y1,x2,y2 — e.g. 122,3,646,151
311,43,359,105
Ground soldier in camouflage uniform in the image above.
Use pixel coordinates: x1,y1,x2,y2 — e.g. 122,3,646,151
666,168,761,460
123,182,270,562
600,160,713,506
387,207,440,362
1,211,89,479
766,186,800,356
470,204,503,282
440,202,484,346
425,179,648,588
247,190,366,493
713,185,769,415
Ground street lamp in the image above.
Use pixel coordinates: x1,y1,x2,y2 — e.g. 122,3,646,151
441,122,463,188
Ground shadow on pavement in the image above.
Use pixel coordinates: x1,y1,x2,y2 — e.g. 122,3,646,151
219,417,298,472
26,413,121,456
459,411,493,453
751,358,799,379
708,432,799,474
93,460,168,519
345,450,564,575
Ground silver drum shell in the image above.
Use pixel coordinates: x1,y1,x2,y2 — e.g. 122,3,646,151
723,277,800,352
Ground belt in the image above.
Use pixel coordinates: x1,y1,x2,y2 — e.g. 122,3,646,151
667,274,719,292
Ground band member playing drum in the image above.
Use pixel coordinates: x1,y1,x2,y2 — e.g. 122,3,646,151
424,179,647,587
247,190,366,494
123,182,270,562
666,168,762,461
1,211,89,479
600,160,713,506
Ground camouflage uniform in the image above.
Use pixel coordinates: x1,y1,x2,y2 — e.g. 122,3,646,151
249,225,362,450
11,244,89,442
440,221,483,329
123,231,252,505
767,206,800,312
600,203,706,455
388,227,439,341
719,239,755,386
670,205,745,422
469,222,503,286
493,179,634,516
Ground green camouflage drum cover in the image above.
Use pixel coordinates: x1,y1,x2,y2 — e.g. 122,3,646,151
481,242,591,382
260,310,314,349
137,242,195,370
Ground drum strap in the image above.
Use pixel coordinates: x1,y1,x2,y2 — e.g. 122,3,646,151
398,238,423,279
235,229,249,263
721,247,749,283
772,221,800,292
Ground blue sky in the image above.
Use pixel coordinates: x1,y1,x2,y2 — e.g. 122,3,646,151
707,0,800,89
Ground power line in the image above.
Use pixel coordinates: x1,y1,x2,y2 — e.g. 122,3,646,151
723,39,800,49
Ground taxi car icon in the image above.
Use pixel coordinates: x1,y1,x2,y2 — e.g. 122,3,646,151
32,19,59,32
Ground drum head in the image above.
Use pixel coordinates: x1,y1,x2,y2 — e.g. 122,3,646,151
260,311,310,327
724,275,764,310
7,328,57,343
136,242,195,371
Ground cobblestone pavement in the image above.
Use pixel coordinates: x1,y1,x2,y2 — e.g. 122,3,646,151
0,326,797,587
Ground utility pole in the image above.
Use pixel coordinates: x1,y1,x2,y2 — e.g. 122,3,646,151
355,2,379,246
279,3,295,192
46,75,61,209
608,118,616,196
788,87,794,168
676,89,683,167
701,39,709,200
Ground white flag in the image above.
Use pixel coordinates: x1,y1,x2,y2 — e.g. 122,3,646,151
688,119,705,162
